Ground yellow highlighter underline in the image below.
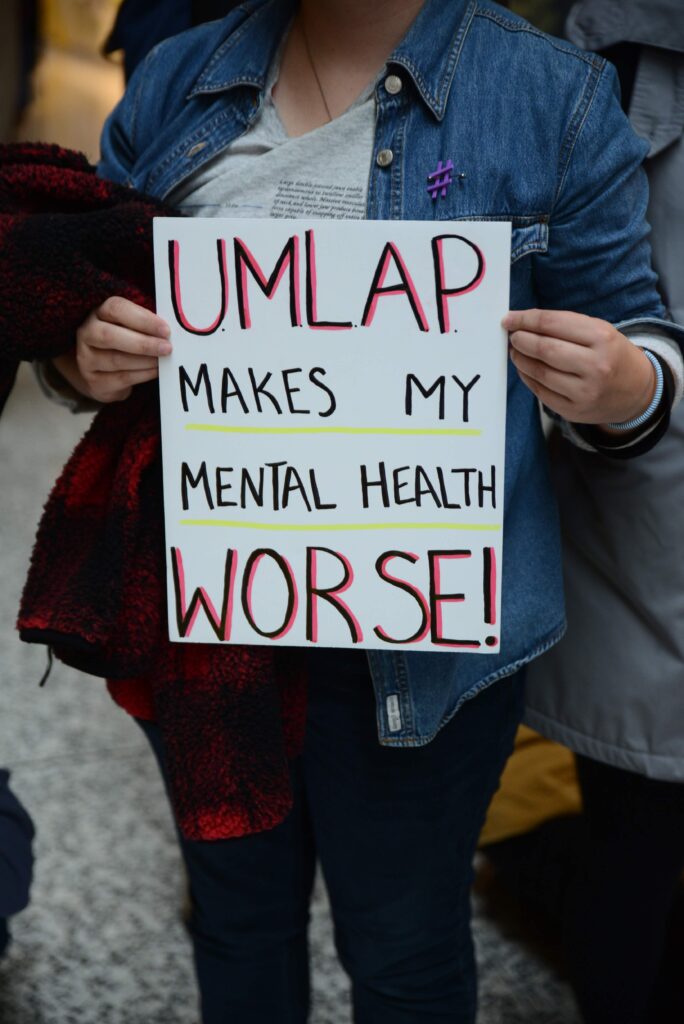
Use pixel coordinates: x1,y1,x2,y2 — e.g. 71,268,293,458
179,520,501,532
184,424,482,437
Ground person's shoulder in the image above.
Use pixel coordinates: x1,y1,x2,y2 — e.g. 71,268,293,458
116,0,268,136
463,0,611,120
139,2,264,79
470,1,604,73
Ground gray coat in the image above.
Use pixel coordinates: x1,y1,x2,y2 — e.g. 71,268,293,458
525,0,684,781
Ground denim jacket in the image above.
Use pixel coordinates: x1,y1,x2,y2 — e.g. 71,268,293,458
98,0,684,747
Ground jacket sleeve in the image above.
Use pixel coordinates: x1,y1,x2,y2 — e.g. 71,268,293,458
533,58,684,455
98,47,160,186
534,59,684,353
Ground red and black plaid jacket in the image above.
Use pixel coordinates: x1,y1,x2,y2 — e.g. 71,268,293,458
1,144,305,840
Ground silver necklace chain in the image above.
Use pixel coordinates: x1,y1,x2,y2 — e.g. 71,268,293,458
299,18,334,124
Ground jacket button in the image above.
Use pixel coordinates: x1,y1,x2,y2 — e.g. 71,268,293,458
186,142,207,159
384,74,403,95
376,148,394,168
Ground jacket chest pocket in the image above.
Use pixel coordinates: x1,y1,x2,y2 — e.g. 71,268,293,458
445,215,549,264
510,218,549,263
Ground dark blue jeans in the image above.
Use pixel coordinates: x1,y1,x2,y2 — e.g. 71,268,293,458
140,653,524,1023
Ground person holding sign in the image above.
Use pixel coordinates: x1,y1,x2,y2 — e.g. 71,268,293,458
43,0,684,1021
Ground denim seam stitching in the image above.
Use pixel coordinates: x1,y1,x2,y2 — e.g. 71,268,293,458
434,216,549,259
377,620,567,748
440,213,551,224
129,46,165,157
149,107,255,195
390,1,477,120
391,108,407,220
190,77,264,98
436,0,478,115
388,56,440,116
555,60,605,210
368,95,402,219
473,8,602,68
511,241,548,263
392,652,415,737
189,1,264,95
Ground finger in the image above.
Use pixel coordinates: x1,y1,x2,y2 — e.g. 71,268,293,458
92,366,160,393
98,296,170,338
509,330,588,375
510,350,576,400
503,308,607,347
511,352,577,399
517,369,576,419
86,349,159,374
85,320,172,358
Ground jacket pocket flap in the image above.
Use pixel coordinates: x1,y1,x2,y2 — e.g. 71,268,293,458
510,220,549,263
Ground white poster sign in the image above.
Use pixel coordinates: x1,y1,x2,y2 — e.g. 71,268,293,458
154,218,510,652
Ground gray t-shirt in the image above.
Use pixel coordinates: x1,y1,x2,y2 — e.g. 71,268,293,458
168,59,375,220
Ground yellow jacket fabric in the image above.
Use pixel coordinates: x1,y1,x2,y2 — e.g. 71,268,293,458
479,726,582,847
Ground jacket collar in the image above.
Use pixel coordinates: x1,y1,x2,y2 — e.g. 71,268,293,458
188,0,297,98
388,0,476,120
188,0,476,120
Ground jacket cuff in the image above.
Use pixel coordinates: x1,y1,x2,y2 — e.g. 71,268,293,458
571,352,673,458
33,360,100,415
616,319,684,405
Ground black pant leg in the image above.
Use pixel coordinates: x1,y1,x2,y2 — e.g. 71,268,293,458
483,814,585,927
0,768,34,918
303,654,526,1024
138,720,316,1024
564,755,684,1024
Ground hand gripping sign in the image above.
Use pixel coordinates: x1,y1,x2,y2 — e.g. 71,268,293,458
154,218,511,652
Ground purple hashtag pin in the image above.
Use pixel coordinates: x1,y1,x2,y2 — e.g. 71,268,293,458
427,159,455,200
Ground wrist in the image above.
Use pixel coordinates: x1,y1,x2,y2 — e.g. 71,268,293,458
602,350,662,434
52,351,93,400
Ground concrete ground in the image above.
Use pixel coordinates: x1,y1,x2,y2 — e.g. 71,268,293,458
0,367,581,1022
